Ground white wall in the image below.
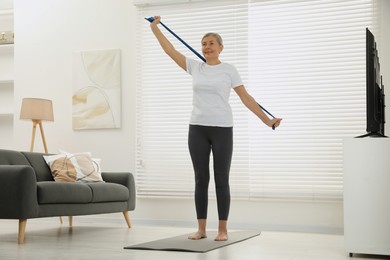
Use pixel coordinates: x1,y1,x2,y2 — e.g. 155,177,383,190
13,0,137,172
0,0,12,9
12,0,390,234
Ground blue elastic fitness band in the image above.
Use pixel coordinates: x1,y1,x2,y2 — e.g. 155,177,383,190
145,17,276,130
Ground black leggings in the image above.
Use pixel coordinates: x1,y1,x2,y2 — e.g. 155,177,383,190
188,124,233,221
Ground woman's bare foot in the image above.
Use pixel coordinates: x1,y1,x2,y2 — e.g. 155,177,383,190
188,231,207,240
215,220,228,241
214,231,228,241
188,219,207,240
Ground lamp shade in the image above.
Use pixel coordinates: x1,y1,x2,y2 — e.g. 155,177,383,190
20,98,54,121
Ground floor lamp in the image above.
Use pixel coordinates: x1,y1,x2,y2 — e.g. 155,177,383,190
20,98,64,224
20,98,54,154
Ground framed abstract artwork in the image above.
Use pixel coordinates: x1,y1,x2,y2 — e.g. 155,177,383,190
72,49,121,130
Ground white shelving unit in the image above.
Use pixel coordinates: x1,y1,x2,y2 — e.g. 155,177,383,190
343,138,390,257
0,7,14,149
0,78,14,116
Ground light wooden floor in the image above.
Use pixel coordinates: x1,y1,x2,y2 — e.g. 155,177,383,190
0,215,389,260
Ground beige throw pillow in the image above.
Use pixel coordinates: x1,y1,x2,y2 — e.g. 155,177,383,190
43,152,104,183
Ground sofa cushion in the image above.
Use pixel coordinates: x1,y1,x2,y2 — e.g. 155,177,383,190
87,183,129,203
22,152,54,182
37,182,129,204
0,149,30,166
37,182,93,204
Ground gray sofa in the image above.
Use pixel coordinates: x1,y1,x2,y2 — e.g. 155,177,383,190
0,149,136,244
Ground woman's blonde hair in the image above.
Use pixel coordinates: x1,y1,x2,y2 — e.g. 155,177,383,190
201,32,223,45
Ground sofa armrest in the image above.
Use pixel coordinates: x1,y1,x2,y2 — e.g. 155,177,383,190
101,172,136,210
0,165,39,219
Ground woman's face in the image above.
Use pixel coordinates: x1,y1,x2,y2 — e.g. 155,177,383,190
201,36,223,61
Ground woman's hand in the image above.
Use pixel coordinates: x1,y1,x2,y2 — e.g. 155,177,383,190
269,118,282,129
150,16,161,27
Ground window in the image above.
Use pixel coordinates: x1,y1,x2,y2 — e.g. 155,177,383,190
135,0,379,201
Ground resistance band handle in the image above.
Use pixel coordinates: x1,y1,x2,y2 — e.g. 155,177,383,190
145,17,276,130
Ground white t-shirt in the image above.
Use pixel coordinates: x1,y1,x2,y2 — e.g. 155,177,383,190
186,57,243,127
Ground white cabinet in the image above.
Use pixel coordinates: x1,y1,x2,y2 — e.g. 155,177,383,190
343,138,390,257
0,8,14,149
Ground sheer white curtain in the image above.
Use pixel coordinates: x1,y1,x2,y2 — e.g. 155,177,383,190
135,0,379,201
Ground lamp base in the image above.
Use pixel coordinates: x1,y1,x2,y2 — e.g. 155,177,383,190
30,119,48,154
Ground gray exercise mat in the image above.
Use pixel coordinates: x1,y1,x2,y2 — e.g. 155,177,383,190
124,230,260,253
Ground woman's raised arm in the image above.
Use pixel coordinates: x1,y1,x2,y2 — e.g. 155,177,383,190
150,16,186,71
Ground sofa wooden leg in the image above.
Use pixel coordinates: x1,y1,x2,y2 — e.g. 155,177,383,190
123,211,131,228
18,219,27,244
69,216,73,227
